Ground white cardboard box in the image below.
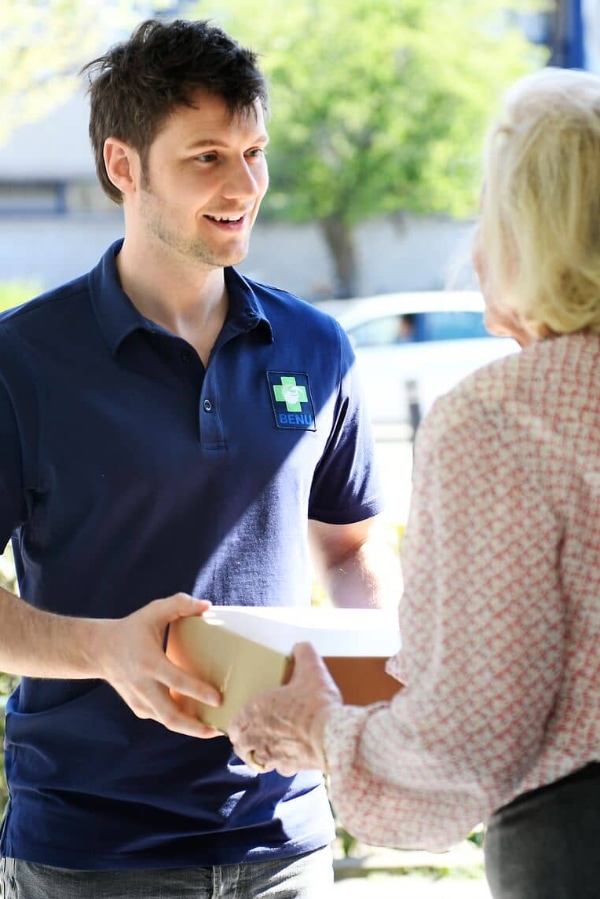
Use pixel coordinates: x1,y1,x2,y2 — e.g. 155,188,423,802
166,606,401,733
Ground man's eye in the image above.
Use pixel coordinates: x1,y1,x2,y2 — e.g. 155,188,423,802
246,148,266,159
196,153,217,163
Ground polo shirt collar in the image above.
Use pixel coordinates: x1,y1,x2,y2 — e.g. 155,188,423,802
90,239,273,355
224,266,274,343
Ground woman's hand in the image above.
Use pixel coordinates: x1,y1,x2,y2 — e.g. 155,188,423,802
228,642,343,776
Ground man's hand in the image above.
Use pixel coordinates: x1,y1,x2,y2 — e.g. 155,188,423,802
93,593,223,739
228,642,342,776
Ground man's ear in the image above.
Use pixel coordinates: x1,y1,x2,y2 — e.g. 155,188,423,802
103,138,140,197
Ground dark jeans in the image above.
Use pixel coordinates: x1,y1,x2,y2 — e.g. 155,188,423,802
0,846,333,899
485,762,600,899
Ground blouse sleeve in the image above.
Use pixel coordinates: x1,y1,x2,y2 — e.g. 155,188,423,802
323,383,565,851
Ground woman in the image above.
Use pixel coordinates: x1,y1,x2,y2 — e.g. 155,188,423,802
229,66,600,898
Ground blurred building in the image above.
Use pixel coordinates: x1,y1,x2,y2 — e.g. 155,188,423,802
537,0,600,72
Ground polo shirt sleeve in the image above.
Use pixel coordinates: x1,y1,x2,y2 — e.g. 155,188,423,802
308,325,384,524
0,357,28,552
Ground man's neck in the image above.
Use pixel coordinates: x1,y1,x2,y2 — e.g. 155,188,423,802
115,240,229,366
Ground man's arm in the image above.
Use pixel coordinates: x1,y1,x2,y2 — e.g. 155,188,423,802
0,583,221,737
308,516,401,610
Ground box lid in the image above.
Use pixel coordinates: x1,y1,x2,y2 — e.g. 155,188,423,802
202,606,401,657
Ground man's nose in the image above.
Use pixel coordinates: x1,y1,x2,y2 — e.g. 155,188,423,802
221,158,264,200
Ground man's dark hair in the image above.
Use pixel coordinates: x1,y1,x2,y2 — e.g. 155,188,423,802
80,18,269,204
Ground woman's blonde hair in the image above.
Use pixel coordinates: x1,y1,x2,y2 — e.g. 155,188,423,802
481,66,600,337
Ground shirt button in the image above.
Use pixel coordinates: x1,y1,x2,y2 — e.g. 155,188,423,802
203,399,213,412
180,350,192,363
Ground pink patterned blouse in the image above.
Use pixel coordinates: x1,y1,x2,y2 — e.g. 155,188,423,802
324,332,600,851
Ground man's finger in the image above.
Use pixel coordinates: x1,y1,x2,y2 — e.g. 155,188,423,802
162,661,222,707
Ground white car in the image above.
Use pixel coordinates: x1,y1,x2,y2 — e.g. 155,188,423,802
318,290,520,428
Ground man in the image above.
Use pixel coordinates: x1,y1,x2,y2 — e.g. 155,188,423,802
0,18,396,899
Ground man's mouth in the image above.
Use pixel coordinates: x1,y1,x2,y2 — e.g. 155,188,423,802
205,214,245,223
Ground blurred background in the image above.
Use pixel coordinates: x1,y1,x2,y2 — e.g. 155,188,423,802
0,0,588,308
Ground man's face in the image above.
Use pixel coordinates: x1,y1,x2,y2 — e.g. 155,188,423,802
135,89,269,269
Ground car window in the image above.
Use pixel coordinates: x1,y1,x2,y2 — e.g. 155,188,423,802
348,315,416,347
420,311,489,341
347,310,490,347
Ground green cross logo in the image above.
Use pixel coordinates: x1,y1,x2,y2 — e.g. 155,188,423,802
272,376,308,412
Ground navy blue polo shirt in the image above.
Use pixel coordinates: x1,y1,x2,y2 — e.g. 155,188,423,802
0,240,383,870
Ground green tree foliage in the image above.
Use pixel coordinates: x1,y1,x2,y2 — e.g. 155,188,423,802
1,0,102,147
199,0,550,295
0,282,41,314
0,0,174,147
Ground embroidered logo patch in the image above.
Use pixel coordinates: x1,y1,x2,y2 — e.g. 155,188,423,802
267,371,316,430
